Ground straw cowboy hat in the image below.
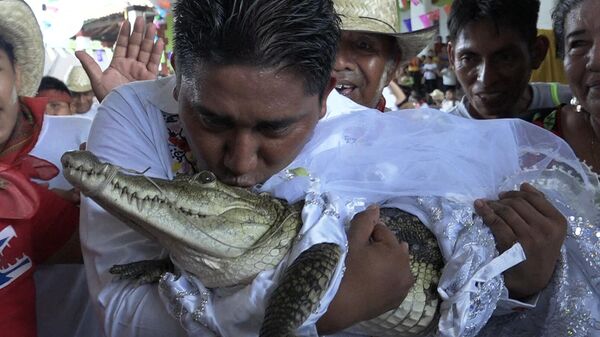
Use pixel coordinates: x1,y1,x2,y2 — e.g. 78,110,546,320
335,0,437,61
0,0,44,97
66,65,93,93
430,88,445,101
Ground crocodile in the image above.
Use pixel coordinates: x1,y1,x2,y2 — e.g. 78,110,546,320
62,150,443,337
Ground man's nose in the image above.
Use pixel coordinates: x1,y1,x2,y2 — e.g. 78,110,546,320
587,38,600,71
476,60,499,86
223,130,259,176
333,44,355,72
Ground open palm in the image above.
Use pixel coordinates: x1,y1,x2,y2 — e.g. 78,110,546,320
76,16,165,102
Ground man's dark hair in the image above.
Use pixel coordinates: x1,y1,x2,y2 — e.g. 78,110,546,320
173,0,340,97
448,0,540,44
0,35,16,67
38,76,71,96
552,0,584,58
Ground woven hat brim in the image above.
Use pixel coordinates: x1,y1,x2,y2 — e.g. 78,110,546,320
0,0,44,97
341,18,438,62
68,83,93,93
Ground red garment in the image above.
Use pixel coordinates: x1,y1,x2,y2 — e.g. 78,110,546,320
0,97,79,337
376,95,387,112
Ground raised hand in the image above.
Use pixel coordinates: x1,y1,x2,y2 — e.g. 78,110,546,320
75,16,165,102
475,183,567,299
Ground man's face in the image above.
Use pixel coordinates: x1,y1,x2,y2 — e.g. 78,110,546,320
43,96,71,116
449,20,542,119
0,49,20,150
71,90,94,114
178,65,333,187
333,31,399,109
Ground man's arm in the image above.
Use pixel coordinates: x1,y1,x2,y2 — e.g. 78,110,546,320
475,183,567,300
317,205,414,334
76,16,164,102
80,86,186,337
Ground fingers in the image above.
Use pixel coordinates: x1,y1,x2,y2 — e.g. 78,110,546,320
137,21,158,64
370,223,400,246
348,205,380,244
475,199,518,252
113,20,131,59
75,51,102,84
126,17,146,60
499,183,564,220
147,38,165,75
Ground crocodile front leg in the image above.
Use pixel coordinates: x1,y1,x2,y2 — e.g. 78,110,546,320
260,242,342,337
110,258,174,284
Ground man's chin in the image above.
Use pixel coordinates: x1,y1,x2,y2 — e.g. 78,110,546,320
470,102,514,119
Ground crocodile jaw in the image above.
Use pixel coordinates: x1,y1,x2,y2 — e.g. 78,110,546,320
61,151,282,258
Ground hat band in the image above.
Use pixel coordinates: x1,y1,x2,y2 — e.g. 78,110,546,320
358,16,398,33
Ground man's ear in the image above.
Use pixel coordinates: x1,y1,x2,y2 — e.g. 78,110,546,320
531,35,549,70
447,42,455,68
319,77,336,119
385,56,402,85
170,53,177,73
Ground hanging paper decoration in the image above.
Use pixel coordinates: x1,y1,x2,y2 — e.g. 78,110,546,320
419,13,432,28
403,18,413,32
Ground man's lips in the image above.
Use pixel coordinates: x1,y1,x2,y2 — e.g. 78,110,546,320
335,83,357,97
474,91,504,102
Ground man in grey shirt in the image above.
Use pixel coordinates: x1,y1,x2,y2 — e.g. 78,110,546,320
445,0,571,120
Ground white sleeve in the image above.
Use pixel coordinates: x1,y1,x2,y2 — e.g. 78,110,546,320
80,85,187,337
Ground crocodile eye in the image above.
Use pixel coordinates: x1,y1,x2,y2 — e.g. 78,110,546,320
198,171,216,184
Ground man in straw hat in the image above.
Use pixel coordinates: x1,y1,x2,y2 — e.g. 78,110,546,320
332,0,435,112
0,1,79,336
66,65,98,119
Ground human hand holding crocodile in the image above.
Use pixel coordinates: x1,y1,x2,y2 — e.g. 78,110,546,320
475,183,567,300
317,205,414,334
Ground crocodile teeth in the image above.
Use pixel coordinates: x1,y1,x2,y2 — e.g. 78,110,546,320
136,197,144,212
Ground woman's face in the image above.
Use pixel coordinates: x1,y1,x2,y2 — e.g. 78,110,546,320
563,0,600,115
0,48,20,150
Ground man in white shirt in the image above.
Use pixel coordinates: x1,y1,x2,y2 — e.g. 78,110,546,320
81,1,415,336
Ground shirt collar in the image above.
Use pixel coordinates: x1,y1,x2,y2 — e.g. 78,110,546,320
146,76,179,115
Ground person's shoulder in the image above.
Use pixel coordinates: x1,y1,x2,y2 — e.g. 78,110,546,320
113,76,173,97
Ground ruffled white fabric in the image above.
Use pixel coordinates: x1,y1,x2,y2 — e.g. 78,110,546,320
158,100,599,336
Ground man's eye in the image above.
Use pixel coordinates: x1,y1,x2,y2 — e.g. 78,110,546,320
356,41,374,51
258,124,290,137
458,54,474,66
200,116,228,130
569,40,591,54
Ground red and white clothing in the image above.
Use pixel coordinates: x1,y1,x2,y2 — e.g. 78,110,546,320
0,97,78,337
